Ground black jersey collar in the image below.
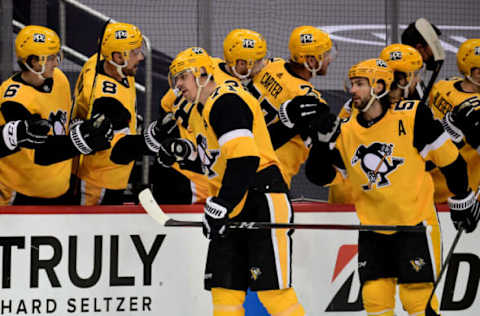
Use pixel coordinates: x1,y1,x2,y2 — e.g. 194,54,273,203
284,62,305,80
356,106,388,128
98,60,130,88
13,72,54,93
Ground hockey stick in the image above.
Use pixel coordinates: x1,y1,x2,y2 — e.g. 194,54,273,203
138,189,425,232
70,19,110,194
415,18,445,104
425,228,464,316
89,19,111,112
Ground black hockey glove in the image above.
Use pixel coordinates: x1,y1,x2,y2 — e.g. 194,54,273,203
156,137,197,168
305,112,341,145
202,197,231,240
441,111,464,144
70,113,113,155
451,102,480,150
278,95,329,129
144,113,179,153
448,189,480,233
3,117,51,150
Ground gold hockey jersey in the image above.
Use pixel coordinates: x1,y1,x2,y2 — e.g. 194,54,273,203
428,79,480,202
335,100,458,226
73,54,137,189
160,57,243,203
249,58,326,187
190,82,280,217
0,68,72,197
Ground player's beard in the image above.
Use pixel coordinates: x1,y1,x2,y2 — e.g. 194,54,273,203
352,94,370,111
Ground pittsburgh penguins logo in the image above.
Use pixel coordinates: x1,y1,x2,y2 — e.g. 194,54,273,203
242,39,256,48
192,47,204,54
48,110,67,135
376,59,388,68
196,134,219,178
115,30,128,39
351,142,404,190
33,33,46,43
300,33,313,44
474,46,480,56
389,51,402,60
410,257,426,272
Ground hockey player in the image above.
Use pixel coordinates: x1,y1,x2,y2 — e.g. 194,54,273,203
139,29,266,204
330,43,424,204
305,58,479,316
401,18,443,100
428,38,480,202
222,28,269,85
380,43,424,104
338,44,424,120
73,22,144,205
167,47,306,316
247,25,335,188
0,25,112,205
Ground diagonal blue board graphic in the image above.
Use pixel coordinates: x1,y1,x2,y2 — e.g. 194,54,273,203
244,289,269,315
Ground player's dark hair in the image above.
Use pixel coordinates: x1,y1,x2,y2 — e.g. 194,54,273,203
376,79,392,109
401,21,441,47
390,71,407,90
18,55,38,72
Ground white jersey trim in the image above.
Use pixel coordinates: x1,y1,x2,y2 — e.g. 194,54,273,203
424,220,438,282
218,129,253,146
420,131,449,158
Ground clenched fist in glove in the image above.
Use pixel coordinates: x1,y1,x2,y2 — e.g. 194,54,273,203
451,102,480,150
278,95,329,128
2,116,51,150
70,113,113,155
202,197,232,239
144,113,179,153
306,112,341,144
156,137,197,167
448,189,480,233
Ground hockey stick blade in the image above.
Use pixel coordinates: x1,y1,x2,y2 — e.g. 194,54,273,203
415,18,445,104
415,18,445,62
139,188,173,226
138,189,425,232
425,227,464,316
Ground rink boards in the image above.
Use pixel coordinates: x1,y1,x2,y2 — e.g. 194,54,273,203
0,204,478,315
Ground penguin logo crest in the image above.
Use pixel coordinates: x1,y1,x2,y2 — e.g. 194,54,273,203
351,142,404,190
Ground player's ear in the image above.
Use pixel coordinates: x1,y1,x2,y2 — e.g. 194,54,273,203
111,52,124,64
28,56,40,69
374,80,386,95
305,55,317,68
